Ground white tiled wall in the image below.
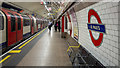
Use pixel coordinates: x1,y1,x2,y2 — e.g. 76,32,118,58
75,2,119,66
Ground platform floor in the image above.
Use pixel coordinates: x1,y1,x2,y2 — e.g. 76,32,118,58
2,27,72,66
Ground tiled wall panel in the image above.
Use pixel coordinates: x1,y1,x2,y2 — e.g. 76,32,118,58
75,2,119,66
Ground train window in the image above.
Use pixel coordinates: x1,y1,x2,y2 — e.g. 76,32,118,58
37,19,40,24
8,12,16,32
37,19,39,24
36,19,38,24
23,16,30,26
15,14,21,30
0,12,4,30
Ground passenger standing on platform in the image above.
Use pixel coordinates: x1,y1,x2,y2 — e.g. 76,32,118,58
48,21,53,31
54,22,58,32
58,20,60,32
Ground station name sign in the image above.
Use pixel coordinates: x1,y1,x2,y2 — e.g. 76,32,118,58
87,23,106,33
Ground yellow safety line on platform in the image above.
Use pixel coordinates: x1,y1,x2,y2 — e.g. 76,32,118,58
0,28,47,64
9,50,21,53
18,28,47,49
0,55,11,64
67,44,81,52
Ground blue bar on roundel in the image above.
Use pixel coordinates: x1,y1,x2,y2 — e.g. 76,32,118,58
87,23,106,33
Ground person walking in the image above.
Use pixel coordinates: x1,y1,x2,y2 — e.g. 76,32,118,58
48,21,53,31
54,22,58,32
58,20,60,32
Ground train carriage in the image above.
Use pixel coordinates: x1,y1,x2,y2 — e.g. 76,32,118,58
0,8,48,53
36,18,41,31
0,10,7,51
22,15,31,39
32,16,37,33
0,8,23,47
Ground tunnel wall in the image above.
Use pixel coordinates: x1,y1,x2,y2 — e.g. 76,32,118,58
66,2,119,66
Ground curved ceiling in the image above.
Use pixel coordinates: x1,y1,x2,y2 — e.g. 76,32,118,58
1,2,66,19
10,2,63,19
12,2,49,18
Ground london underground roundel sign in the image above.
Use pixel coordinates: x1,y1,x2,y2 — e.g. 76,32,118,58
88,9,105,47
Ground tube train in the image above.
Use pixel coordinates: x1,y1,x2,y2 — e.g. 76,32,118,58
0,8,48,53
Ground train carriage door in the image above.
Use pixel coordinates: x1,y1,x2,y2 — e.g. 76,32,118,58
40,20,42,29
15,14,23,41
38,20,41,31
31,17,34,34
29,16,34,34
36,18,38,32
32,16,37,32
7,12,16,46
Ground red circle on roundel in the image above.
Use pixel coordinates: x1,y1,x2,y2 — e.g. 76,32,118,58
88,9,103,47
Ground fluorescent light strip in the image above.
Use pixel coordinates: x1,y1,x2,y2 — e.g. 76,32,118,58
41,0,49,12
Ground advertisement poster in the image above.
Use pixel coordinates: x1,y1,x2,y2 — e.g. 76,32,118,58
69,8,78,40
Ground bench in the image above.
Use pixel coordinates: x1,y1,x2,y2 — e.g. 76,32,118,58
65,33,105,67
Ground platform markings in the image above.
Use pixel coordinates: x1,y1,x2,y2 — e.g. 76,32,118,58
9,50,21,53
67,44,81,52
18,28,47,49
0,28,47,64
0,33,38,58
0,55,11,64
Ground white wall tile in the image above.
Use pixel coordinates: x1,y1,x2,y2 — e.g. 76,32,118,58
75,2,119,66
